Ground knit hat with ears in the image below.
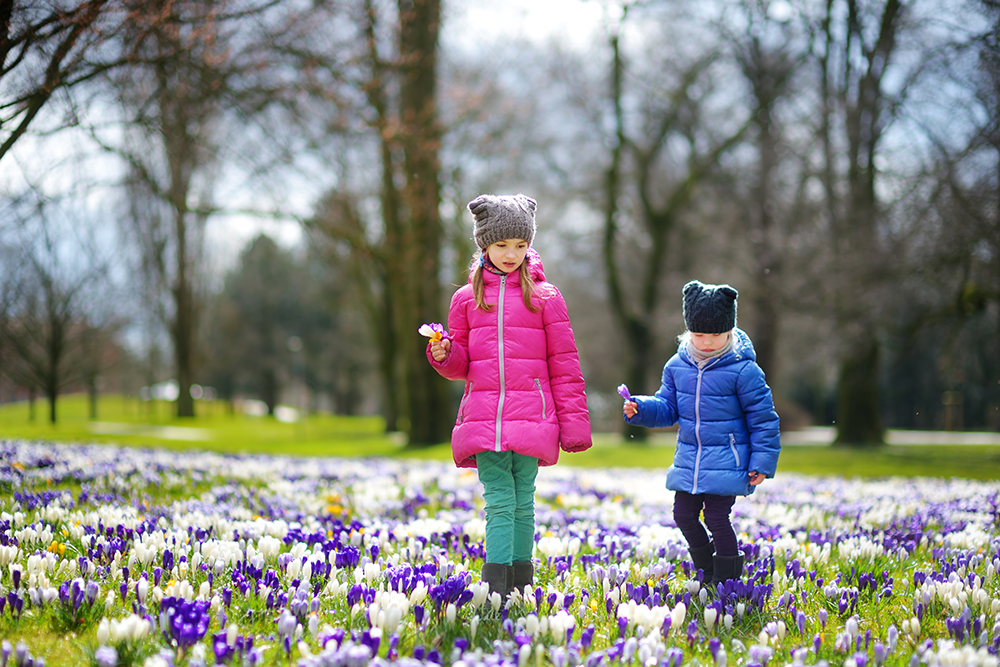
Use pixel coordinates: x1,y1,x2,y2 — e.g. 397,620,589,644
468,194,537,250
682,280,738,333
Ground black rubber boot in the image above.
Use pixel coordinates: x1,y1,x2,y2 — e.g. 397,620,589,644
710,553,744,587
481,563,513,602
512,561,534,595
689,541,715,582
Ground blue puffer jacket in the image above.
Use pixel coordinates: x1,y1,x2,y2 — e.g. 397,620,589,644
625,328,780,497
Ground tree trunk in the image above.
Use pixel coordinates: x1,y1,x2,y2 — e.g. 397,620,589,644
749,91,782,381
377,300,400,431
397,0,450,446
833,333,884,446
362,0,405,435
820,0,902,447
47,384,57,424
88,375,98,420
751,290,779,379
623,321,653,442
262,368,278,416
602,29,650,443
172,203,196,418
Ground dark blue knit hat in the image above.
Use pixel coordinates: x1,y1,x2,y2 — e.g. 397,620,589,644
682,280,738,333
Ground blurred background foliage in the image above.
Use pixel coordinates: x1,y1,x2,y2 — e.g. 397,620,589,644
1,0,997,448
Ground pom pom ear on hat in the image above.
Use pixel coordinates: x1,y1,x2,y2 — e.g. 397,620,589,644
468,193,537,250
682,280,738,334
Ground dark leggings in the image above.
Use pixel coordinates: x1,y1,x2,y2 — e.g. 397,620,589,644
673,490,738,556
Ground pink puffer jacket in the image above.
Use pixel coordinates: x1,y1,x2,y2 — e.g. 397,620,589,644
428,250,592,468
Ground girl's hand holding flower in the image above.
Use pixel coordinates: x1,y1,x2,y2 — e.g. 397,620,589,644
430,338,451,362
618,384,638,417
420,323,451,362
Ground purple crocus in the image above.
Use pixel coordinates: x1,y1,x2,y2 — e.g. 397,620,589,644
709,637,721,661
212,633,233,664
95,646,118,667
874,642,887,666
617,384,632,402
160,597,211,649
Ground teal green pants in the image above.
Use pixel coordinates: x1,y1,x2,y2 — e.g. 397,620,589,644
476,450,539,564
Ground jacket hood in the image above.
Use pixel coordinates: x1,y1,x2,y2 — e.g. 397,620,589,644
468,247,547,284
678,327,757,366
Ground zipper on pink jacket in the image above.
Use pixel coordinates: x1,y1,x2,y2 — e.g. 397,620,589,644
494,274,507,451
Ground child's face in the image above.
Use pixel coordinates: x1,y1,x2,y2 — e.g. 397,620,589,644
487,239,529,273
690,331,731,353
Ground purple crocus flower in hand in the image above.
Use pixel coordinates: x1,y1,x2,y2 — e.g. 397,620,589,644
617,384,632,402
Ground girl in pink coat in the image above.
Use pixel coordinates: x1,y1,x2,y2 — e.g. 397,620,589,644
427,194,592,603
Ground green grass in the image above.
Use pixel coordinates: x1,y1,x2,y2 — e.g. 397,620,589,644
2,393,999,479
0,392,401,457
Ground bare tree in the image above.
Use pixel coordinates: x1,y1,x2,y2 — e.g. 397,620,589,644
0,242,28,405
0,222,109,423
97,0,286,418
396,0,450,445
723,1,804,379
0,0,124,161
812,0,911,446
304,0,450,444
600,7,750,440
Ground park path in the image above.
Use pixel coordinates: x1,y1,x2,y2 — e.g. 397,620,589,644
781,426,1000,446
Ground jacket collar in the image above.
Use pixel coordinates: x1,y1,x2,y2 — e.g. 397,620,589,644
679,328,756,366
469,247,546,284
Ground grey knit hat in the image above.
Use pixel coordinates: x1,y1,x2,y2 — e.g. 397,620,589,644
682,280,738,333
468,194,537,250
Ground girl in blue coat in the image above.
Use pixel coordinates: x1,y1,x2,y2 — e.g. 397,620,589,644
623,280,780,588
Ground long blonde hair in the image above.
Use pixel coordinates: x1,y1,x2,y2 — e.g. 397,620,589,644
472,255,540,313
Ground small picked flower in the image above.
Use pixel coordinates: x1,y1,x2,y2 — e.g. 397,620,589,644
418,323,450,342
617,384,632,402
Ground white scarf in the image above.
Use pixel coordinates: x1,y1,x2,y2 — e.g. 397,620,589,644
687,334,733,367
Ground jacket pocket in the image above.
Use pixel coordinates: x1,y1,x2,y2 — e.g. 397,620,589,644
458,382,472,423
534,378,546,420
729,434,740,467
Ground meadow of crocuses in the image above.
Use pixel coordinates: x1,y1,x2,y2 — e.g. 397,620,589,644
2,439,1000,667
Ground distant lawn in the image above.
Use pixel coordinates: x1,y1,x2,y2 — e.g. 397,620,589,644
2,393,999,480
0,393,400,458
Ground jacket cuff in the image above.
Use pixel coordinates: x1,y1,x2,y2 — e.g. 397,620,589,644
624,396,657,428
